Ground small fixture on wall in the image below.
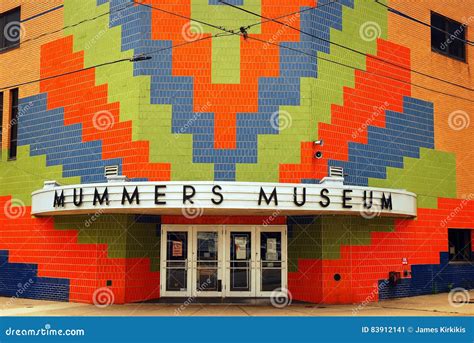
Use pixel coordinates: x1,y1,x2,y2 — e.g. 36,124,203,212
105,165,129,183
314,151,323,159
314,139,324,146
104,165,119,177
329,166,344,178
314,139,323,159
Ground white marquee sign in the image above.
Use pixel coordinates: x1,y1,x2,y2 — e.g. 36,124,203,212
31,177,417,217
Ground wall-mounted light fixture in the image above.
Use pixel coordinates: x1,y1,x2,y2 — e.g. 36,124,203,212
314,139,324,146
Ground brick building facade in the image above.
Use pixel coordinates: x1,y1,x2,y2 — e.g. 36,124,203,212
0,0,473,305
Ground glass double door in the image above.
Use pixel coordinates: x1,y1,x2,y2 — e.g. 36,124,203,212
160,226,287,298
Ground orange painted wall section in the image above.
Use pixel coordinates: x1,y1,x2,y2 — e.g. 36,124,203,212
388,0,474,199
0,0,64,150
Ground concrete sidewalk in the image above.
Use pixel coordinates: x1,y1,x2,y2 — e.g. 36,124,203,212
0,292,473,316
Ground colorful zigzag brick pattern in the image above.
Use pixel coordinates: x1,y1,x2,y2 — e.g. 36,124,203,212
0,0,472,304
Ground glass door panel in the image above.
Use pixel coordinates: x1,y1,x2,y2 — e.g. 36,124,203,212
256,227,287,297
225,228,255,297
259,232,282,292
165,232,189,294
230,232,251,292
196,232,219,292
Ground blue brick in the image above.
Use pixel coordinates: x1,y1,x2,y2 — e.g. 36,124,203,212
0,250,69,301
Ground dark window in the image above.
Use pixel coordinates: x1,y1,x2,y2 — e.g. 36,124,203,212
0,92,3,158
0,7,21,51
431,12,466,61
448,229,472,262
8,88,19,160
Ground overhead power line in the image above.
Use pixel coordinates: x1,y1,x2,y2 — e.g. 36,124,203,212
375,0,474,46
0,33,234,91
245,0,341,30
131,0,234,34
135,0,474,103
0,58,131,91
0,2,135,54
219,0,474,92
243,34,474,103
2,1,472,104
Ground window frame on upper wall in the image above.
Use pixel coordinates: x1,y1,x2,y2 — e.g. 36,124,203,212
0,6,21,53
0,92,3,160
8,88,19,161
430,11,467,62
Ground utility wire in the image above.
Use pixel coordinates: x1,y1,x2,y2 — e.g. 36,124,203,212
137,1,474,103
0,34,232,91
375,0,474,45
3,1,472,103
245,0,341,29
244,34,474,103
219,0,474,92
0,58,130,91
0,2,135,54
131,0,235,35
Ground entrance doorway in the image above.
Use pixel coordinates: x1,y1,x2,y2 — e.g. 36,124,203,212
448,228,472,262
160,225,287,298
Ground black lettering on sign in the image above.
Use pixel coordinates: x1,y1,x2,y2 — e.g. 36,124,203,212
93,187,109,206
342,189,353,209
155,185,167,205
319,188,330,208
183,185,196,204
211,185,224,205
381,193,393,210
122,187,140,205
53,190,65,208
258,187,278,206
363,190,373,209
73,188,83,207
293,187,306,207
